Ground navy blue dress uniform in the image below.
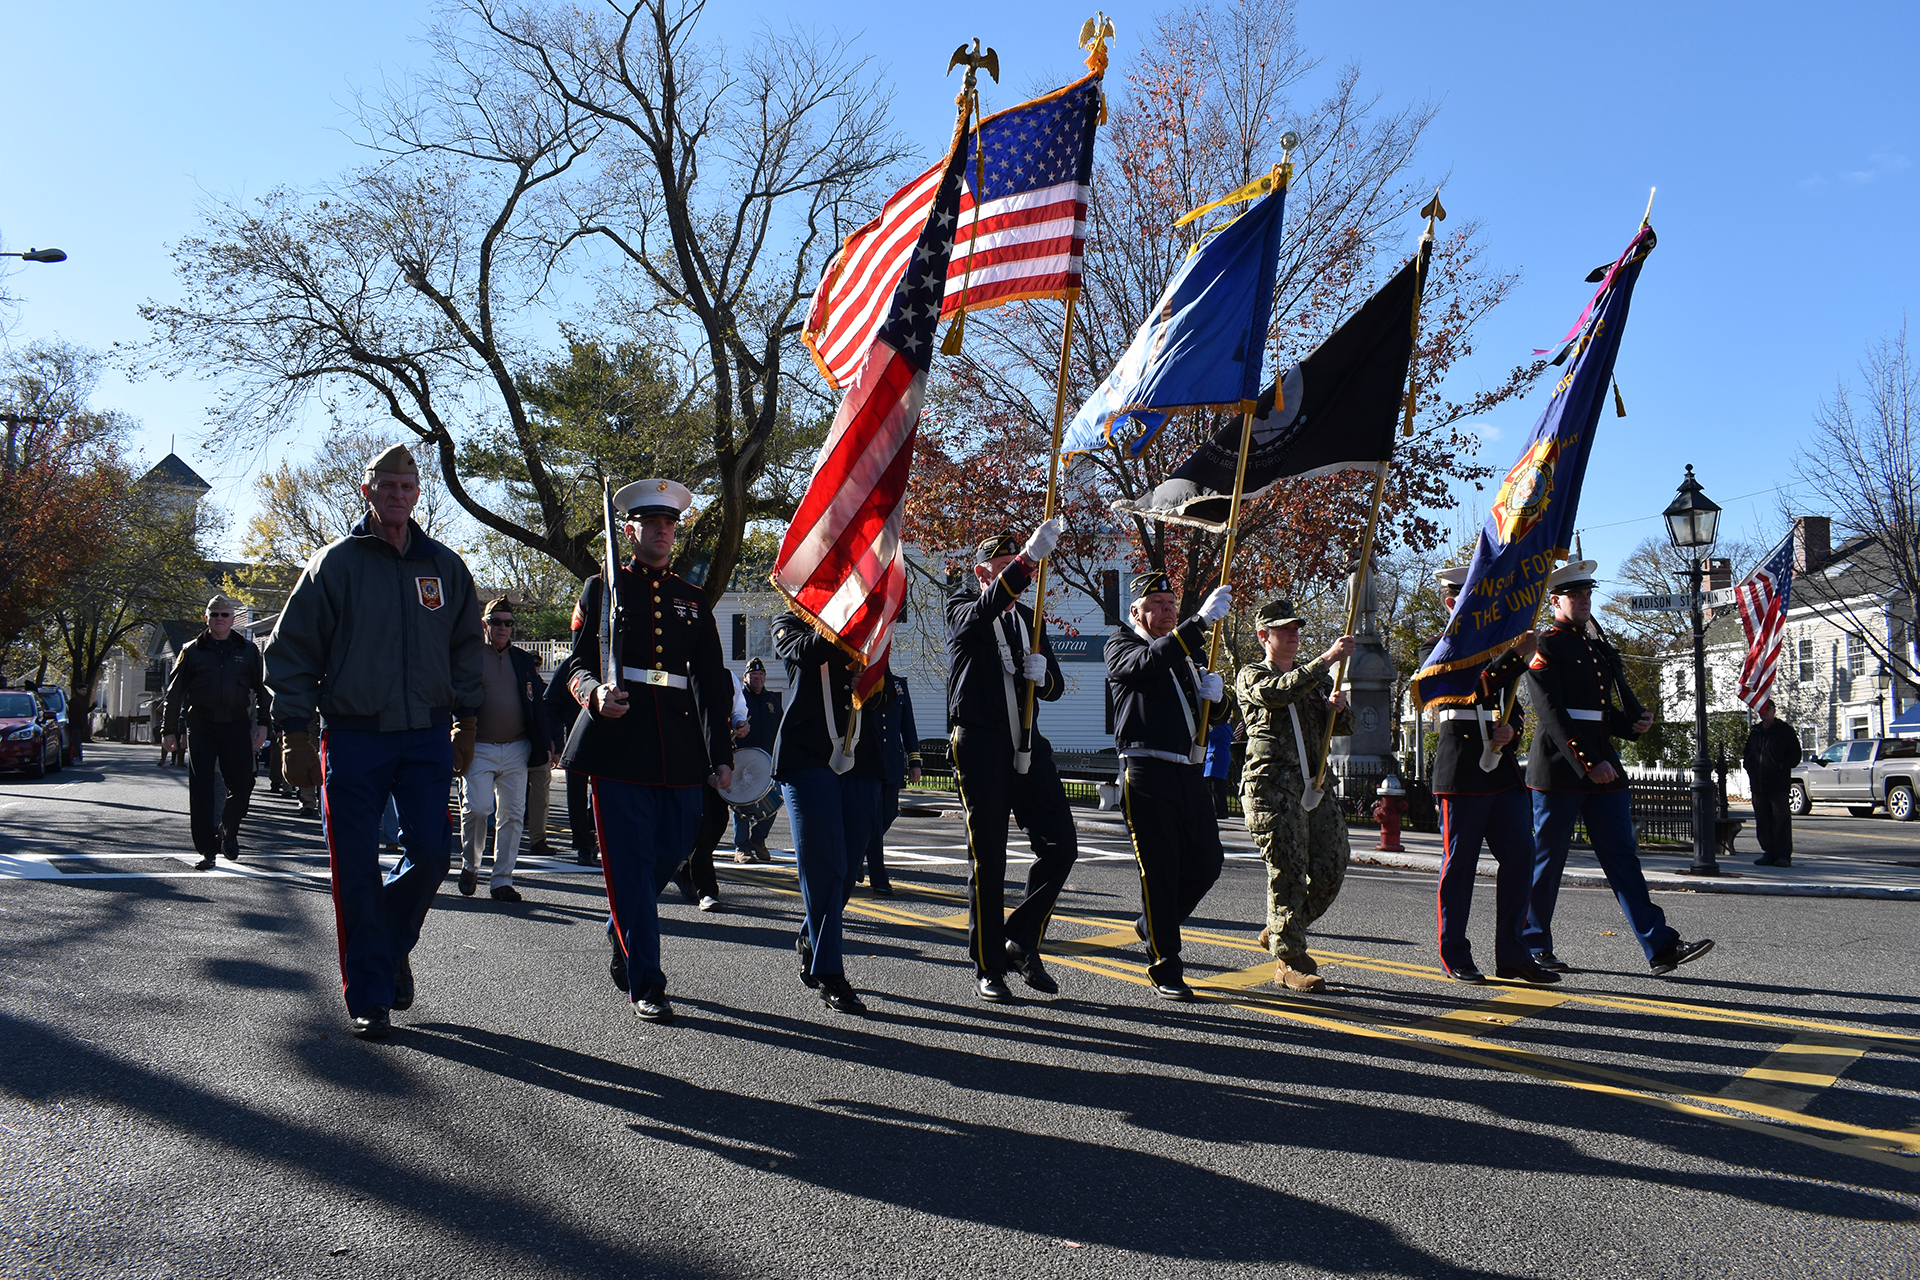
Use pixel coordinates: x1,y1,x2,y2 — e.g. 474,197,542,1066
770,612,885,1014
1105,570,1231,999
733,657,785,859
1428,566,1546,983
559,478,734,1021
264,443,484,1039
860,673,920,894
1523,560,1713,976
946,528,1078,1000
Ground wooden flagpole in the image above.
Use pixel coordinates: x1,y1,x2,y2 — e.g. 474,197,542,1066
1191,405,1260,755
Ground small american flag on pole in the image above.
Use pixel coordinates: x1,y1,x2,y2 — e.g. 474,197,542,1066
804,74,1102,391
774,122,972,703
1734,533,1796,710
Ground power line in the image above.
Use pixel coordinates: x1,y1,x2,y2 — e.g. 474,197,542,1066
1577,479,1810,533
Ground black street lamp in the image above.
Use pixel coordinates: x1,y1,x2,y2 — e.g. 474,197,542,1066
1663,464,1723,875
0,248,67,263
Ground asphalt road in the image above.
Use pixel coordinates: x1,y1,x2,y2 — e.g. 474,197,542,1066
3,747,1917,1279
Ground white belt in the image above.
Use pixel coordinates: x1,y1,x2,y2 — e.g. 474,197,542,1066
621,666,690,689
1438,709,1494,722
1566,708,1604,721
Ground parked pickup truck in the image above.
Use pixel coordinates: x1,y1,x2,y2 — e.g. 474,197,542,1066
1788,737,1920,821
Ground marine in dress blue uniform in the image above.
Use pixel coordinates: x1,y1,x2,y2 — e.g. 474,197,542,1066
558,478,735,1024
1427,564,1554,985
946,523,1077,1002
265,443,485,1040
1104,570,1233,1001
1523,560,1714,977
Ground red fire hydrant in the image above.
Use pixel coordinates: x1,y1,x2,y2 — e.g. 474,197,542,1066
1373,776,1409,852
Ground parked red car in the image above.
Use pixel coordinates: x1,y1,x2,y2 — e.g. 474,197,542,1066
0,689,63,778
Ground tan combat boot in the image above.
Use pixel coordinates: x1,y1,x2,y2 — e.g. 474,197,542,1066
1257,925,1271,950
1276,955,1325,992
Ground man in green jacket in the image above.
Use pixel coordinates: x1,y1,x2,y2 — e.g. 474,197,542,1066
1235,599,1354,993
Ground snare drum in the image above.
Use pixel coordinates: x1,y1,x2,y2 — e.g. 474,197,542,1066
718,747,778,824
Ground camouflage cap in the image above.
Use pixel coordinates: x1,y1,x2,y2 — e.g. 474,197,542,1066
365,443,420,478
1254,598,1303,629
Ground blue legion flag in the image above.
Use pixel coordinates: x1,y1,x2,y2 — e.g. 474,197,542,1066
1059,185,1288,458
1413,224,1657,709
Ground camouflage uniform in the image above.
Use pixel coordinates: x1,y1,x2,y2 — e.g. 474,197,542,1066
1236,653,1352,960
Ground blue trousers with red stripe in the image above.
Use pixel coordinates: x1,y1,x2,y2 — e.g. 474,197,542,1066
590,778,702,997
1436,787,1534,974
320,725,454,1016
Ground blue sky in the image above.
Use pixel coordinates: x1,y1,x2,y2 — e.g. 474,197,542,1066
4,1,1914,587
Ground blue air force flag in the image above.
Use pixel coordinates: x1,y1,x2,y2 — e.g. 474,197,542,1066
1413,223,1657,709
1059,186,1288,458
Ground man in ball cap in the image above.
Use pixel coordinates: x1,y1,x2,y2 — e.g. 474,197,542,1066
1523,560,1714,977
557,477,734,1024
1234,598,1354,992
162,594,272,869
1427,565,1548,984
265,442,484,1040
945,519,1077,1002
1105,569,1234,1001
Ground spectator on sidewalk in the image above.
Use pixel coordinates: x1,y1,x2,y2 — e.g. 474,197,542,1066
731,657,784,863
1743,701,1802,867
459,597,551,903
1204,716,1235,819
162,595,272,869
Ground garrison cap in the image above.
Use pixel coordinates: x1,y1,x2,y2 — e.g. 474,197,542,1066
977,530,1019,561
1130,570,1174,599
365,443,420,478
484,596,514,619
745,657,766,674
1255,598,1304,629
615,478,693,520
205,594,236,614
1546,559,1599,595
1434,565,1470,589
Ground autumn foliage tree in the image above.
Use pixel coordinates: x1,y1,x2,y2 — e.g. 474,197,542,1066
906,0,1541,627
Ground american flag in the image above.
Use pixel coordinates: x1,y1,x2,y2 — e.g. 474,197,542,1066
1734,533,1796,710
774,123,972,703
803,74,1102,391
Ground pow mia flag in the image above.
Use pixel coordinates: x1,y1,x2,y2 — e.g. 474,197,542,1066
1110,253,1424,532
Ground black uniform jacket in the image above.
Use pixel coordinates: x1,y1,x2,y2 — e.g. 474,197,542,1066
557,562,733,787
740,686,783,754
1105,618,1228,759
163,631,271,735
494,644,552,755
944,558,1065,740
1742,717,1803,791
770,613,884,781
1431,647,1528,796
1524,619,1644,793
542,657,580,756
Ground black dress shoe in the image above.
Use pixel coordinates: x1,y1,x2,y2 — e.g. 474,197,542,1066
576,847,601,867
1005,940,1059,994
1446,964,1488,985
351,1006,391,1039
672,870,698,904
1154,978,1197,1002
1650,938,1714,975
609,933,629,993
392,957,415,1011
458,867,477,897
529,841,554,859
818,974,868,1015
1531,951,1572,973
1494,964,1562,985
194,853,217,871
870,880,894,897
222,833,240,862
490,884,523,903
796,934,821,989
634,986,674,1023
977,974,1016,1003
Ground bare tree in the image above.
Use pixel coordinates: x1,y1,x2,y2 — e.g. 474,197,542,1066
1788,325,1920,685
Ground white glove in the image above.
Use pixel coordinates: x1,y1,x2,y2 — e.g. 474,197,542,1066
1022,651,1049,683
1199,584,1232,624
1021,516,1065,562
1197,671,1224,701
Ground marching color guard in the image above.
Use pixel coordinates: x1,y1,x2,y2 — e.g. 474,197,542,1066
1429,566,1554,984
1104,570,1233,1001
1235,600,1355,993
1523,561,1714,976
559,478,734,1025
946,521,1077,1003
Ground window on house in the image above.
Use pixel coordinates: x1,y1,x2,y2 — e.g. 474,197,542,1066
1850,716,1871,740
1797,638,1814,683
1799,728,1815,750
1847,634,1867,677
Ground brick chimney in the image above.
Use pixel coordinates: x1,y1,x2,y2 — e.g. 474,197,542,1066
1705,558,1732,592
1794,516,1831,572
